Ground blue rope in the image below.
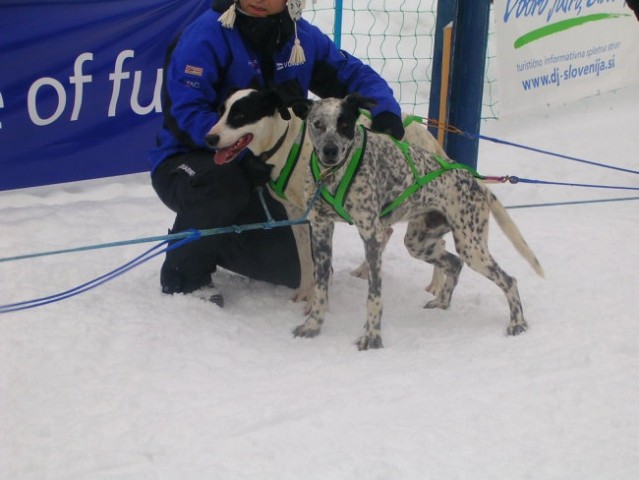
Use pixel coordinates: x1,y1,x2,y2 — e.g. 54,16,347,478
0,230,199,263
0,187,319,314
471,132,639,176
506,196,639,210
419,117,639,176
0,207,309,265
505,176,639,191
256,186,275,225
0,244,167,313
0,233,199,314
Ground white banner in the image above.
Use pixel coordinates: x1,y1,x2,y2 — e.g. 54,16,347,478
494,0,639,115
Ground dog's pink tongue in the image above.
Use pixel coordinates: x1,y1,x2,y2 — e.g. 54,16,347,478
212,134,253,165
213,148,234,165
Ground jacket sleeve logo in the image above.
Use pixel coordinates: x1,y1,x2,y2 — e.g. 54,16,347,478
185,65,204,76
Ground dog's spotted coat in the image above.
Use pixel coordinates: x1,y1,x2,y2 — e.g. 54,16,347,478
295,95,544,349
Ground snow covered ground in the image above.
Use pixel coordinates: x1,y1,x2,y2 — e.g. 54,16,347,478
2,74,639,480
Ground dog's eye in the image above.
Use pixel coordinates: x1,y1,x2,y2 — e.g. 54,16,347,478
230,112,245,123
313,120,326,132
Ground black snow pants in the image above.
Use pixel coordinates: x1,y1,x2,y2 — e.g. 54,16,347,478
151,149,301,293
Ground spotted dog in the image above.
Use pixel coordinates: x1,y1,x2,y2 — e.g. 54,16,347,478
289,94,544,350
206,89,448,312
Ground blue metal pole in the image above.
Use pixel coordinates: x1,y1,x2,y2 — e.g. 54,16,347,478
333,0,343,48
445,0,491,169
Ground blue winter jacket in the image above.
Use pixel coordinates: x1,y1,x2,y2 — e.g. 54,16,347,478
149,7,402,172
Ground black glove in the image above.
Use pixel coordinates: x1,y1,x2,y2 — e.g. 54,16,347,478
371,111,405,140
241,152,274,189
628,0,639,20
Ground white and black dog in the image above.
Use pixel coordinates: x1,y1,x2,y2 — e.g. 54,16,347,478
207,90,543,349
207,88,448,313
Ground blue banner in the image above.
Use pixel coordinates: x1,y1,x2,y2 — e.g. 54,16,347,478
0,0,211,191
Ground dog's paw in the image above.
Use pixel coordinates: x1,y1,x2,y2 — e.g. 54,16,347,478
425,267,446,297
423,298,450,310
424,281,438,296
292,323,321,339
356,334,383,350
290,288,314,315
350,261,369,279
291,287,313,303
507,322,528,336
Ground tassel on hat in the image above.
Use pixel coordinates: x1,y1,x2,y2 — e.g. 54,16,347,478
218,1,237,29
287,0,306,65
218,0,307,65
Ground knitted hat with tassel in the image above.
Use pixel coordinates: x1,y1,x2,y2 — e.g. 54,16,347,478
219,1,307,65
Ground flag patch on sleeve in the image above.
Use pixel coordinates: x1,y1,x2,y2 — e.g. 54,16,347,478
185,65,204,76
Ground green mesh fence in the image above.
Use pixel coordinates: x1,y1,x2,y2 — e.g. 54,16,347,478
305,1,499,120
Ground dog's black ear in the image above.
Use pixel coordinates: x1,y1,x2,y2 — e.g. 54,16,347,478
290,99,314,120
262,89,292,121
344,93,377,113
278,106,292,121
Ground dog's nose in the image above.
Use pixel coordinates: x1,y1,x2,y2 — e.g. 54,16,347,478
322,143,339,165
205,134,220,149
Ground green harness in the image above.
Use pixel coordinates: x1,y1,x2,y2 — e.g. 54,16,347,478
268,117,481,225
378,135,480,218
268,122,307,200
311,125,481,224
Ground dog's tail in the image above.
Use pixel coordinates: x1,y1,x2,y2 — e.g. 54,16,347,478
488,191,545,278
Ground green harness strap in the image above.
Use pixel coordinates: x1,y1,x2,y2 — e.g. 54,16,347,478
358,109,424,129
379,140,481,218
311,124,483,223
310,126,368,224
270,113,427,203
268,122,307,200
402,114,425,127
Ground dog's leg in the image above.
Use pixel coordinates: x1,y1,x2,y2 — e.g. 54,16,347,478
424,242,447,296
277,202,315,313
290,222,314,314
451,218,528,335
351,227,446,298
404,214,462,310
350,227,393,279
292,219,334,339
403,121,450,296
356,225,385,350
459,249,526,335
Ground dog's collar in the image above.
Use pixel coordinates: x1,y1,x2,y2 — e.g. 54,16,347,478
259,124,290,164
